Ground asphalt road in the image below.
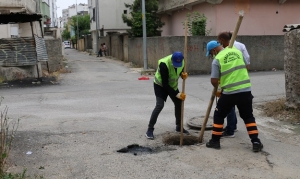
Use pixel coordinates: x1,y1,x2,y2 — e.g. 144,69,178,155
1,49,299,179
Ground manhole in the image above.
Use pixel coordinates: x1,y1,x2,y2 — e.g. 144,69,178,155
162,134,199,146
186,116,214,130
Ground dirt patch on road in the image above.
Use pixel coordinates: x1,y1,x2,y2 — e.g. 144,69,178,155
261,98,300,124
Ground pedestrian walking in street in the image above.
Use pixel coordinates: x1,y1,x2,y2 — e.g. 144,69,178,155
205,40,263,152
145,52,189,139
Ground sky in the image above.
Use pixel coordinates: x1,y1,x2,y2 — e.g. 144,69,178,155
56,0,88,18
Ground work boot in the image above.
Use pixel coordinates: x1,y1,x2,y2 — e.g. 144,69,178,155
145,128,154,139
175,125,190,135
206,139,221,149
252,142,263,152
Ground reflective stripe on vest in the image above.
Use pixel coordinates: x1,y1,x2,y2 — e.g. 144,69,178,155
220,64,246,76
222,79,251,89
154,55,184,90
216,48,251,92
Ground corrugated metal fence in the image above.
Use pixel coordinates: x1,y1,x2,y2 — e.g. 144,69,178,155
0,37,37,66
34,35,48,61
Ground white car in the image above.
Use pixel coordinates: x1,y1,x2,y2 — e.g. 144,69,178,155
64,41,71,49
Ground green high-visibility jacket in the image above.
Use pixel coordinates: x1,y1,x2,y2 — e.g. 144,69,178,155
215,48,251,92
154,55,184,90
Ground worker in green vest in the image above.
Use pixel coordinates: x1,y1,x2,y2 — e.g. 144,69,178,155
205,40,263,152
145,52,189,139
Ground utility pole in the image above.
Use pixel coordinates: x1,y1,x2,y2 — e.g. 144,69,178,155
76,0,79,49
96,0,99,53
142,0,148,69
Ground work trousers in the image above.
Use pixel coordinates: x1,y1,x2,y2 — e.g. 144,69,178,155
148,96,182,129
212,91,260,143
225,107,237,134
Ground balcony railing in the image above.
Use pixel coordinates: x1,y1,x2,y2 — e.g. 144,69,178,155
0,0,37,13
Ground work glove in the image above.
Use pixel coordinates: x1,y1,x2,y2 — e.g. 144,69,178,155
176,92,186,101
216,82,222,97
216,90,222,97
181,72,188,80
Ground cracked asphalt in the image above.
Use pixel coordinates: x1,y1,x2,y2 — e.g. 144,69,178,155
1,49,300,179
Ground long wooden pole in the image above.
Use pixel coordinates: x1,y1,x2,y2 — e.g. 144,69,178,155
180,20,188,146
198,86,217,143
198,10,245,143
228,11,244,48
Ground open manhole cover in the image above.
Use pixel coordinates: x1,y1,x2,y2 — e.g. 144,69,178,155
163,133,199,146
186,116,214,130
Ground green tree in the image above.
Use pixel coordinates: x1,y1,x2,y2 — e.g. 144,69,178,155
184,12,211,36
61,25,71,40
122,0,164,37
71,14,91,43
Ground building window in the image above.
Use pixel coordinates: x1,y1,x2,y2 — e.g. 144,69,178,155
124,10,127,14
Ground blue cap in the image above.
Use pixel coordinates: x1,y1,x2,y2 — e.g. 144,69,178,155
171,52,184,68
206,40,221,56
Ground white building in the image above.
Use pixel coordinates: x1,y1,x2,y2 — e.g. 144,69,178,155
49,0,58,27
42,0,58,27
0,0,40,38
61,3,89,28
88,0,134,53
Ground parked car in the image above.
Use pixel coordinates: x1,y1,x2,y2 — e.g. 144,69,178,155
64,41,71,49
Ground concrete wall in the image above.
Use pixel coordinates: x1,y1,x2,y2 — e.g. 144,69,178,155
19,22,42,37
127,35,284,74
0,24,10,38
284,29,300,109
92,31,97,54
0,0,37,13
0,65,39,82
0,22,42,38
160,0,299,36
111,35,124,60
123,35,129,62
78,39,85,51
43,39,63,72
85,35,93,50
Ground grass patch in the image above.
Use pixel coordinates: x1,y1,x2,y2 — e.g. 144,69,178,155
262,98,300,123
2,168,44,179
0,99,19,177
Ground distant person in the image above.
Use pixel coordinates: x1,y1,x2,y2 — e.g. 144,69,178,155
145,52,189,139
103,43,107,56
97,43,103,57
